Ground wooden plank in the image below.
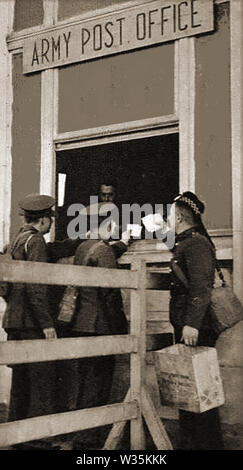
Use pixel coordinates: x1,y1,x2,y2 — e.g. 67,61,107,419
146,321,173,335
55,115,178,145
0,402,138,447
0,260,137,289
146,311,169,321
0,335,137,366
141,387,173,450
103,389,131,450
146,290,170,312
130,259,147,450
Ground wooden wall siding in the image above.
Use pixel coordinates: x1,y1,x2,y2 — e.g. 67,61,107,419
58,43,174,132
13,0,44,32
122,289,172,335
58,0,140,21
11,54,41,240
194,2,231,230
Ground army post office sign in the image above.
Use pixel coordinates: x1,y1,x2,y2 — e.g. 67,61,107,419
23,0,214,74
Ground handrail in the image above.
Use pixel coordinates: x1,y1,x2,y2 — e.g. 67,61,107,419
0,258,172,450
0,335,137,365
0,260,138,289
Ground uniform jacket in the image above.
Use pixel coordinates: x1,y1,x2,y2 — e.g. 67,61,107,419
71,239,128,335
169,227,215,331
3,225,83,332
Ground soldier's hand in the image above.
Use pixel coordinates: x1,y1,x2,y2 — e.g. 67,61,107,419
181,325,199,346
43,327,57,339
121,229,133,245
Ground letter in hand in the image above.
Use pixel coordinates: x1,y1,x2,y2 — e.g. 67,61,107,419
43,327,57,339
181,325,199,346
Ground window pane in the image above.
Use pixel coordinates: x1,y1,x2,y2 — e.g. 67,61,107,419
59,44,174,133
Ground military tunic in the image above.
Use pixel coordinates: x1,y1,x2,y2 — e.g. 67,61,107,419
169,227,216,339
3,224,83,422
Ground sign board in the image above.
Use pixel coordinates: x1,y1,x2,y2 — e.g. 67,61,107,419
23,0,214,74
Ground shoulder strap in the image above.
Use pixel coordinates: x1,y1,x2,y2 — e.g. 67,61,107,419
214,259,226,287
171,259,189,289
24,233,35,256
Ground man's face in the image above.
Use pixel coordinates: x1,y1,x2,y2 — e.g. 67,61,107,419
41,216,53,234
99,185,115,203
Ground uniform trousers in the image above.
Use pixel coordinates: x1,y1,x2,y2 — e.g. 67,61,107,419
7,329,57,422
56,329,115,449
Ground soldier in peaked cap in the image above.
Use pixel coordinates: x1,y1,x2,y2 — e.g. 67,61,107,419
3,194,88,450
166,191,223,450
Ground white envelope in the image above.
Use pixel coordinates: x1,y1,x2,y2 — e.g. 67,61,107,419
126,224,142,237
142,213,163,232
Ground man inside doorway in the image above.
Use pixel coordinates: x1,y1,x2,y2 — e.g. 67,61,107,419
99,182,116,204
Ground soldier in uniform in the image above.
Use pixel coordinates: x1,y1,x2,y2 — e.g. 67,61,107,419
167,191,223,450
3,194,85,450
57,202,128,450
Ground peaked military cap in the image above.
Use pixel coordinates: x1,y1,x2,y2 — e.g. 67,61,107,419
174,191,205,216
19,194,56,218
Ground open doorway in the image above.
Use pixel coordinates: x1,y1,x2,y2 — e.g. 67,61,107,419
55,133,179,240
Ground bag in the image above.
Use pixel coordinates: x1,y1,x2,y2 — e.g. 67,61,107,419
154,343,225,413
210,285,243,335
171,258,243,335
57,241,103,325
57,285,79,324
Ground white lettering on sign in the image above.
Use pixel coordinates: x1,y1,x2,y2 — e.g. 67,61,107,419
23,0,214,74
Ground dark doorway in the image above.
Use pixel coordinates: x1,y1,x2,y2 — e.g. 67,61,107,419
55,133,179,240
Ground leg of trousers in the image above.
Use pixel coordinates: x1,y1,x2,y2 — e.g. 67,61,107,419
74,355,115,448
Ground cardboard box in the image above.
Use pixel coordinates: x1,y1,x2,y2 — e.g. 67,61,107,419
154,344,225,413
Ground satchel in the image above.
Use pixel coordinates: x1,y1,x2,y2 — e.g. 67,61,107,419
171,258,243,335
57,285,79,324
57,241,103,325
210,282,243,335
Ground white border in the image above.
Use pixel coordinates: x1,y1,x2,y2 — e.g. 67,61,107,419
230,0,243,300
0,0,15,251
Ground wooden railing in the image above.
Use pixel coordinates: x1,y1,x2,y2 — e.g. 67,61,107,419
0,259,173,450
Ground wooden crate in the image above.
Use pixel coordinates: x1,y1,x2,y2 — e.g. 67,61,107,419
154,344,225,413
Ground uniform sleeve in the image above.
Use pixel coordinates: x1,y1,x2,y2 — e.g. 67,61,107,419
47,238,85,263
184,239,214,330
25,235,54,330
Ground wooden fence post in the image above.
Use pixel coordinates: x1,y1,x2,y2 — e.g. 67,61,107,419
130,258,147,450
